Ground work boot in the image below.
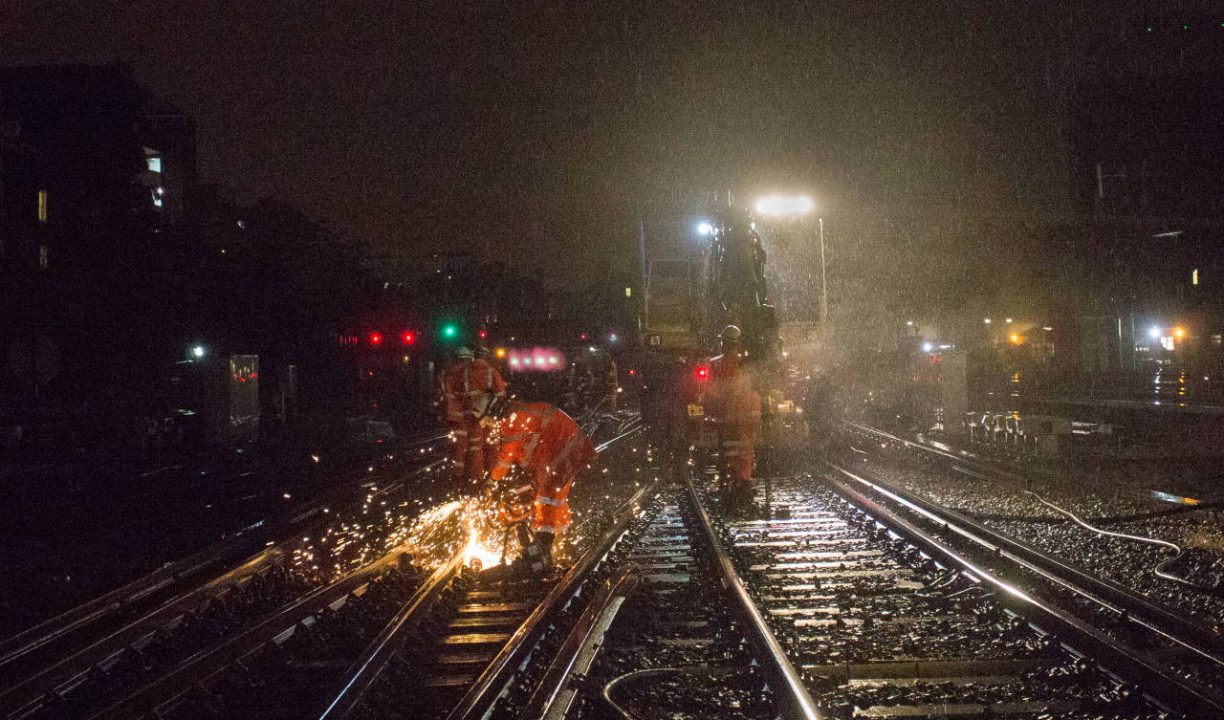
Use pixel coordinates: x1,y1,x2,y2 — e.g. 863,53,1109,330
538,531,555,565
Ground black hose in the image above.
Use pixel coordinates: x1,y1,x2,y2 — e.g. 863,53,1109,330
602,667,734,720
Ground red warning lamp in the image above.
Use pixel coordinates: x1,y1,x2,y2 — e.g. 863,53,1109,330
580,332,589,341
369,332,383,346
695,365,710,381
401,331,416,345
627,368,637,376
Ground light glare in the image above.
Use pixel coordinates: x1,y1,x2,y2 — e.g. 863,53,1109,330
754,194,814,217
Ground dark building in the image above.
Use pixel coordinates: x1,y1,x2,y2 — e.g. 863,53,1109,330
0,64,197,409
1063,18,1224,376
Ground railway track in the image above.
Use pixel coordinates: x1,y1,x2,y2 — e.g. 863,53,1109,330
434,466,1220,719
14,415,1213,719
838,422,1224,690
0,436,452,720
1,417,648,720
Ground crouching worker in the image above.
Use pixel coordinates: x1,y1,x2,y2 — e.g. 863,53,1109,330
481,400,597,572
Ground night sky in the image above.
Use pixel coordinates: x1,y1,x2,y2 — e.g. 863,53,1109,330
0,1,1204,284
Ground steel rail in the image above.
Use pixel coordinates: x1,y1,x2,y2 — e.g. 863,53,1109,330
317,552,467,720
594,420,645,453
321,417,647,720
86,545,424,720
2,451,453,719
821,467,1224,717
683,475,822,720
841,422,1224,656
825,459,1224,670
0,441,449,694
521,570,639,720
443,478,661,720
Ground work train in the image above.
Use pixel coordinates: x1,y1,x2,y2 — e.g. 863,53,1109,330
636,203,817,455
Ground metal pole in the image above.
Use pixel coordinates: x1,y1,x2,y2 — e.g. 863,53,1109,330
818,217,829,328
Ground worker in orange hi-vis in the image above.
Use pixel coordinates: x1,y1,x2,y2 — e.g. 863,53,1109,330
459,346,507,483
481,400,597,570
708,325,761,512
440,347,476,489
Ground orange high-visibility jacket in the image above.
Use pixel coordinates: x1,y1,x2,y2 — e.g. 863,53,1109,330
466,359,507,415
489,402,596,533
440,362,468,424
709,353,761,428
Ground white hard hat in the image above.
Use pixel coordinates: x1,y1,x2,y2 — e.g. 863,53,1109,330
456,346,474,359
721,325,742,340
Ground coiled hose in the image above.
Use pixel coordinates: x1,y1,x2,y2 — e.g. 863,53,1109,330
1024,491,1215,591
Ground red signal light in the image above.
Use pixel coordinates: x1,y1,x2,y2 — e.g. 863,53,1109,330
627,368,637,376
369,332,383,346
401,331,416,345
580,333,589,341
695,365,710,381
478,330,488,339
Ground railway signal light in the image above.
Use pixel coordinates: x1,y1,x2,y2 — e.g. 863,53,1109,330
478,329,488,340
440,322,459,340
695,365,710,381
369,332,383,346
401,331,416,345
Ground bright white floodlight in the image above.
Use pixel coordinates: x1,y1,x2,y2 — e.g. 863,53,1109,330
697,221,714,236
755,194,814,217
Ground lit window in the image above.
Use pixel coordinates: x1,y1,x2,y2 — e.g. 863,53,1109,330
146,156,162,173
1192,268,1200,286
38,245,48,268
37,190,47,223
624,286,632,298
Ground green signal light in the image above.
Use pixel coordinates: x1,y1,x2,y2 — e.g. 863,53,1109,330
441,324,459,339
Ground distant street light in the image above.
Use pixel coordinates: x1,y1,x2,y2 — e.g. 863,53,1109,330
190,345,206,359
697,221,714,236
1149,326,1162,339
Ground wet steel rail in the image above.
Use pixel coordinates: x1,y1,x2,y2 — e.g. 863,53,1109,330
455,472,820,720
517,465,1212,719
841,421,1224,666
714,469,1212,718
312,427,657,720
0,436,450,720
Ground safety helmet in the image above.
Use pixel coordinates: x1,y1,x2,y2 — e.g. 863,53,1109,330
455,346,474,360
475,346,491,359
721,325,742,341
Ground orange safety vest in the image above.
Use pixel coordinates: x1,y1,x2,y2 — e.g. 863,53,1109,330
709,353,761,429
489,402,596,533
440,362,468,424
465,359,507,414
